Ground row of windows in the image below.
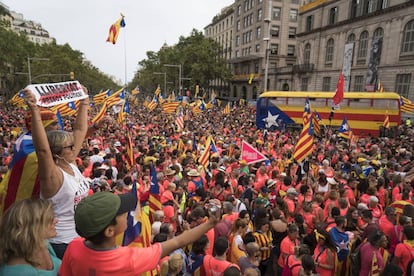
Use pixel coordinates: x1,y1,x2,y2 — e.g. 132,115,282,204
305,1,390,32
303,21,414,66
300,74,411,97
237,0,299,16
237,8,298,33
235,25,296,47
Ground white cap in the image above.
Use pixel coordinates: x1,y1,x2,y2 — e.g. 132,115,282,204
369,196,379,203
114,141,122,147
287,187,298,195
327,177,338,185
357,203,368,210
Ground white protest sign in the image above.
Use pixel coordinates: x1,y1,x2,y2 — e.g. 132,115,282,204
25,81,88,107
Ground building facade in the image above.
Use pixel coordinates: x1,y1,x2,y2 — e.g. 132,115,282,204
205,5,235,98
295,0,414,100
205,0,300,100
11,12,54,45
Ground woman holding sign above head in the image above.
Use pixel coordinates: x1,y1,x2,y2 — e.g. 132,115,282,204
23,87,90,260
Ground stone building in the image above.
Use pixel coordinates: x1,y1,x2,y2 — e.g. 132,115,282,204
205,0,300,100
295,0,414,100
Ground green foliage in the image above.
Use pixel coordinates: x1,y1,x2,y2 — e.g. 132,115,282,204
132,28,231,96
0,26,119,99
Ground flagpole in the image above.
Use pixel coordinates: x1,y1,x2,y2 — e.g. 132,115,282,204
123,24,127,87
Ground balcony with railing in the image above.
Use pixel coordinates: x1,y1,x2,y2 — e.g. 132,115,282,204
293,64,315,73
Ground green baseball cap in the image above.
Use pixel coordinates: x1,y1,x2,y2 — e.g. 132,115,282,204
75,192,137,238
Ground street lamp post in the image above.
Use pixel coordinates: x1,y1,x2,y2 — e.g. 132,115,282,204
153,72,167,96
164,64,182,96
27,57,49,84
181,77,192,95
263,0,272,92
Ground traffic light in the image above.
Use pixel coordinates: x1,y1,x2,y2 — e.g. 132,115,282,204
70,71,75,80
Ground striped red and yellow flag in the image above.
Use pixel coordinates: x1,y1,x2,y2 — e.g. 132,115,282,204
222,103,230,115
383,111,390,129
92,101,107,124
400,96,414,113
0,135,39,216
293,98,314,163
9,92,25,107
162,102,180,114
154,86,161,97
50,101,79,117
125,131,135,170
147,99,157,112
93,89,109,104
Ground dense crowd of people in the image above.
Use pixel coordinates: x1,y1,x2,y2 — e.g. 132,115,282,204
1,88,414,275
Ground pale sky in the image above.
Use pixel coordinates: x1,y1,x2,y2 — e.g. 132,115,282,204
2,0,234,84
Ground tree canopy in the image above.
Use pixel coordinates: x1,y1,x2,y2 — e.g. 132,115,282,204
0,26,119,99
130,29,231,96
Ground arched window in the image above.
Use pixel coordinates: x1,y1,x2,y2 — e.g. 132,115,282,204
304,43,311,64
401,20,414,56
357,31,369,62
347,33,356,43
373,28,383,39
325,38,334,64
373,28,383,63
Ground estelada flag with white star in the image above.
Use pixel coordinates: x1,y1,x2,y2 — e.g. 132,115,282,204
338,117,352,139
257,103,294,130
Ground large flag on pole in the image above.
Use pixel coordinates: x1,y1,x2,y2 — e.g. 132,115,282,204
330,73,344,121
106,15,125,44
240,141,268,165
292,98,314,163
333,73,344,106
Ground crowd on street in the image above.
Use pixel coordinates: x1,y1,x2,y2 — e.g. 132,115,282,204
1,88,414,276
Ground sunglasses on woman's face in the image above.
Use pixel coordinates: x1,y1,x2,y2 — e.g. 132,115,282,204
63,144,75,151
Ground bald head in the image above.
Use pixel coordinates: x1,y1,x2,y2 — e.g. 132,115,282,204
245,242,260,256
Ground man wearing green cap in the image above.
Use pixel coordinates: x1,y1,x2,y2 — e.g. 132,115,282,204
59,192,219,275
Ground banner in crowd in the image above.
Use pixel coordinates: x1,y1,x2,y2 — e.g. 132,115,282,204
342,43,354,92
241,141,267,165
25,81,88,107
365,37,383,92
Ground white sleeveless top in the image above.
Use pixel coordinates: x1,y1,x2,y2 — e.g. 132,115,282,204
41,163,89,244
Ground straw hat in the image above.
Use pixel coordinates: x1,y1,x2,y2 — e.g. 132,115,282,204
164,168,176,176
187,169,200,177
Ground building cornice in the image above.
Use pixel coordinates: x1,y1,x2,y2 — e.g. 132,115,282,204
297,1,414,37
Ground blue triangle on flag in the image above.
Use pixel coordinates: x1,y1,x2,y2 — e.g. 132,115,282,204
256,103,295,130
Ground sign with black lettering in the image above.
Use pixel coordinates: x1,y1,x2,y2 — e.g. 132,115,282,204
25,81,88,107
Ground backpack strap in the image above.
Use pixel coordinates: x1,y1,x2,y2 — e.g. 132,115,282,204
236,201,242,212
285,254,291,266
315,247,325,263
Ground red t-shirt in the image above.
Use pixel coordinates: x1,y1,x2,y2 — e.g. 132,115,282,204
59,238,162,275
394,243,414,273
203,255,239,276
